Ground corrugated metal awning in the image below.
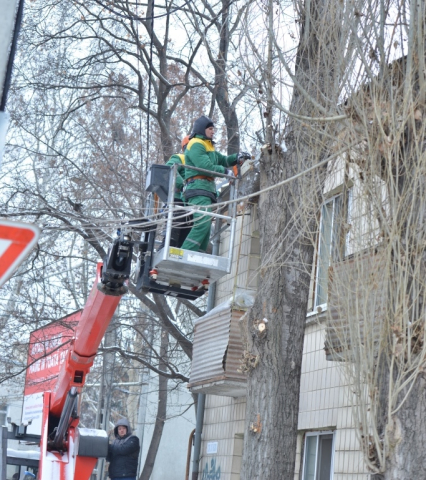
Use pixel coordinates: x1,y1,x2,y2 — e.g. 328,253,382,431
188,301,246,397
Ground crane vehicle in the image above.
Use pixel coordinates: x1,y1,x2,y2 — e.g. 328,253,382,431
8,248,131,479
36,262,131,480
5,265,126,479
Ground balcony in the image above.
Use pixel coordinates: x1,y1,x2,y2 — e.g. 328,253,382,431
324,251,387,361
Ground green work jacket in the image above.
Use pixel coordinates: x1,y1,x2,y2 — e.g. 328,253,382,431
184,135,237,194
166,153,185,199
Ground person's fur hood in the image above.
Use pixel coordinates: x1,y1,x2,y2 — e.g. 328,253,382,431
113,417,132,438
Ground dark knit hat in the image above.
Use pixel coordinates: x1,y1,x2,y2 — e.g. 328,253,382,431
191,115,214,138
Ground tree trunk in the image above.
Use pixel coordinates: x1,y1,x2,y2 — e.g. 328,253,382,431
241,147,314,480
241,0,345,477
368,85,426,478
213,0,240,155
371,376,426,480
139,328,169,480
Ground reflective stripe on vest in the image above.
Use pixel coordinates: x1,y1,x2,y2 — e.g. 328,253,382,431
187,137,215,152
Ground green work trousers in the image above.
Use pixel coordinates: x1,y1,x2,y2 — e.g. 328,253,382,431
181,195,212,252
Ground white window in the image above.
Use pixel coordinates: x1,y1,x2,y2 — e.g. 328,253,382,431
302,431,334,480
314,190,352,309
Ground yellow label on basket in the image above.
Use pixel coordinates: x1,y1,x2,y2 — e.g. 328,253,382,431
169,247,184,259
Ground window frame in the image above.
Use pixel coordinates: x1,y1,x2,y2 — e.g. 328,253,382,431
0,404,8,427
301,430,335,480
313,186,353,311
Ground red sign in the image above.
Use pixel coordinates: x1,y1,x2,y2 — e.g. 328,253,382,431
0,219,40,287
24,311,81,396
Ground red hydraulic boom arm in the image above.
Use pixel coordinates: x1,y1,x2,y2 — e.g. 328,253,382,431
50,263,121,417
38,262,128,480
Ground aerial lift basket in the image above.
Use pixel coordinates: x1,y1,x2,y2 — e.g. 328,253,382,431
136,163,239,300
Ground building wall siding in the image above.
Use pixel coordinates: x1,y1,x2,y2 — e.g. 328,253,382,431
295,321,369,480
200,323,370,480
200,396,246,479
216,206,259,306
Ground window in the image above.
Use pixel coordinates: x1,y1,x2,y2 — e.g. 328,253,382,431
314,190,352,308
302,431,334,480
0,404,8,426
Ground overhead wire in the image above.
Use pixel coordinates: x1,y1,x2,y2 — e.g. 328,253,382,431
4,140,359,238
207,141,361,211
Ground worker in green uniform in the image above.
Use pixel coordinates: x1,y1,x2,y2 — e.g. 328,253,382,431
166,135,190,201
161,135,192,248
181,115,250,252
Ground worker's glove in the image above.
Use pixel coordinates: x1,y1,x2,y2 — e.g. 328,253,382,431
237,152,251,165
226,169,235,178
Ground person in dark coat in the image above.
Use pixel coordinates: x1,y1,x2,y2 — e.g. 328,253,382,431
106,418,140,480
